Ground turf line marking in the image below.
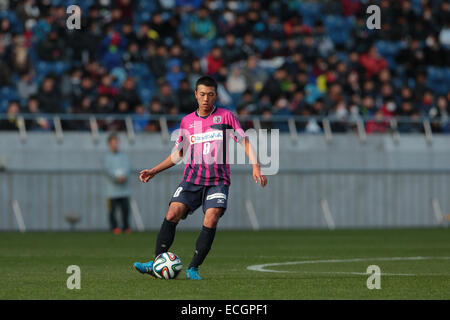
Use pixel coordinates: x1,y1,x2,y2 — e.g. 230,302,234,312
247,256,450,274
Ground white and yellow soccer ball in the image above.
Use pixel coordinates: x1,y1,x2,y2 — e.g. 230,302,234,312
152,252,183,279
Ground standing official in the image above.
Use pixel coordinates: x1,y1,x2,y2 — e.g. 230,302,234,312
103,133,132,234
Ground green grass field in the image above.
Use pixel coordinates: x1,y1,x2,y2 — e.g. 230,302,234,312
1,228,449,300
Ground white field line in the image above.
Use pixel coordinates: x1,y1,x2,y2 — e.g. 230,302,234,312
247,256,450,276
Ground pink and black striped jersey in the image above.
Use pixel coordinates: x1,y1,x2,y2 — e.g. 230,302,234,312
173,106,246,186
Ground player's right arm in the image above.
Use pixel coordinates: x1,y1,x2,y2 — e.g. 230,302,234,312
140,121,187,183
139,149,183,183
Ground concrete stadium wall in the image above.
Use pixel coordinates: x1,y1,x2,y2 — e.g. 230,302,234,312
0,132,449,231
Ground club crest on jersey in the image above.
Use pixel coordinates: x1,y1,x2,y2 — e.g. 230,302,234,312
213,116,222,124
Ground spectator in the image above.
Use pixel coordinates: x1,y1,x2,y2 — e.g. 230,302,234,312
429,96,449,133
360,95,377,117
37,28,66,61
188,58,203,89
221,33,243,64
177,79,197,114
176,0,202,13
424,34,445,66
189,6,216,40
263,39,286,59
0,60,12,86
237,90,257,113
439,21,450,47
38,76,62,114
17,72,38,101
396,100,421,133
359,46,388,79
94,95,114,114
298,35,318,64
25,96,50,131
266,14,283,39
204,46,224,76
7,35,32,74
147,98,165,132
103,133,132,234
226,68,247,96
241,55,267,93
366,109,389,134
241,33,258,59
98,74,118,98
0,101,20,131
147,44,168,81
133,104,149,132
165,58,185,91
117,77,141,109
153,82,178,111
261,68,286,103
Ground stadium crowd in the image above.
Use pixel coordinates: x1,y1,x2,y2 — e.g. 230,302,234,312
0,0,449,133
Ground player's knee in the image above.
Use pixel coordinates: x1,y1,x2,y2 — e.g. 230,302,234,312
166,203,187,222
203,209,223,228
165,210,182,223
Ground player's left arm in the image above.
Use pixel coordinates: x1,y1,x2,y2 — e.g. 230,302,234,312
240,137,268,187
228,112,267,187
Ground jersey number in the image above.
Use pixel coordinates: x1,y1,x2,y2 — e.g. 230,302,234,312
203,142,211,155
173,187,183,197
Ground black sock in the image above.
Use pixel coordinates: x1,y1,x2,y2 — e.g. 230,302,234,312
188,225,216,269
155,218,178,257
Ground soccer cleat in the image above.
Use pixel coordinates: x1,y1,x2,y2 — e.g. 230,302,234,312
112,228,122,235
133,260,156,278
186,267,202,280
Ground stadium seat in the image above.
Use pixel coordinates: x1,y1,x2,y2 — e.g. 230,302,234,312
298,2,322,26
254,38,269,53
138,88,153,105
375,41,403,69
324,15,352,46
0,87,19,101
427,66,445,82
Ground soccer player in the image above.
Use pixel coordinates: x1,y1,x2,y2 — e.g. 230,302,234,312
133,76,267,280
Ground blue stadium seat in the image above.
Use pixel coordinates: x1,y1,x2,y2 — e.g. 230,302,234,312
182,38,214,58
298,2,322,26
139,88,153,104
427,66,445,82
324,15,352,45
410,0,422,14
254,38,269,53
0,99,9,112
375,41,403,69
444,68,450,82
427,66,449,95
0,87,19,101
54,61,70,74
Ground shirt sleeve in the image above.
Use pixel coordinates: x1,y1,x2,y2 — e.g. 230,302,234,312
228,112,246,143
173,119,187,151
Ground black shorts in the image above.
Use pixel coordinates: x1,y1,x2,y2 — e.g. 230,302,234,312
169,181,229,219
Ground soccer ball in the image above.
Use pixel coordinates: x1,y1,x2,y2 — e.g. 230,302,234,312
152,252,183,279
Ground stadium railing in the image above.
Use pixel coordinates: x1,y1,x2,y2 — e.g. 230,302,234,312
0,114,447,145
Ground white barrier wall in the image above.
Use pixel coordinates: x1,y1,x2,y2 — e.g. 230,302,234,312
0,132,449,230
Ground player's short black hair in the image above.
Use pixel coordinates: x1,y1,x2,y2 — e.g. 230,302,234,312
195,76,217,92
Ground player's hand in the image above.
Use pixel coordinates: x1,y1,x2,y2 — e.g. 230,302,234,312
253,165,267,187
139,169,157,183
